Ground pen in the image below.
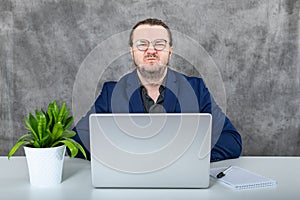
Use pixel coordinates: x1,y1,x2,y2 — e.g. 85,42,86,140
217,166,232,179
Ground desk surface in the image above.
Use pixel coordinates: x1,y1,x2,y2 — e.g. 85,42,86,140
0,156,299,200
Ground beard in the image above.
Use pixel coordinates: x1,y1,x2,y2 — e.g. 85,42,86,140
133,54,169,83
136,63,167,83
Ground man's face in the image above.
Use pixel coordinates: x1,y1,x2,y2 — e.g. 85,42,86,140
130,25,172,80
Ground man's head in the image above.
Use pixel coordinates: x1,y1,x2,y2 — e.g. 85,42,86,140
129,18,173,47
129,18,173,83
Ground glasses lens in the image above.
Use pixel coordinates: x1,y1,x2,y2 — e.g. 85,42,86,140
136,40,149,51
154,39,167,51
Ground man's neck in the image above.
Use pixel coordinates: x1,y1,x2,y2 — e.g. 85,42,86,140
137,67,167,89
137,68,167,103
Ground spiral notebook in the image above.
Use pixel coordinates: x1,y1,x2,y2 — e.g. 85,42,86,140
210,166,277,190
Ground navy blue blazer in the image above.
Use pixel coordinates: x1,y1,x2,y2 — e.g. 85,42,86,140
73,68,242,162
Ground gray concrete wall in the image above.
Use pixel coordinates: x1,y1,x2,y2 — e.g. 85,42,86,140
0,0,299,156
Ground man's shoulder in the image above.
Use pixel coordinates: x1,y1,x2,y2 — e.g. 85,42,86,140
169,68,205,85
103,81,117,87
102,70,137,90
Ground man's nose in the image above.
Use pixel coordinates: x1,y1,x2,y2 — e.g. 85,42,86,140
146,43,156,53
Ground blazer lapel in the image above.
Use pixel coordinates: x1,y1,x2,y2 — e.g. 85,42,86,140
164,69,179,112
125,70,144,113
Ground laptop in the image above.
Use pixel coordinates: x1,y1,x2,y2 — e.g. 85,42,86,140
89,113,212,188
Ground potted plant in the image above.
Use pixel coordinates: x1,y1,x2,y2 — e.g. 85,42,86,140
8,100,86,186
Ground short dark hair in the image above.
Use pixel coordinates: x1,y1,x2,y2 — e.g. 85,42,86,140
129,18,173,47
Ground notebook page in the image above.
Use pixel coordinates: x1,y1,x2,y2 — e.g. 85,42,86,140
210,166,277,190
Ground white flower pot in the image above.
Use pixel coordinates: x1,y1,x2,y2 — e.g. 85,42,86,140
24,145,66,186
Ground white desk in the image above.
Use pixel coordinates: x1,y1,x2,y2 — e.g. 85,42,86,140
0,156,299,200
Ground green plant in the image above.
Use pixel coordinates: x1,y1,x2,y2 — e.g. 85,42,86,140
8,100,87,159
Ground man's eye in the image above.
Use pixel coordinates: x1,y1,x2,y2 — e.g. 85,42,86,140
155,43,165,46
138,43,148,46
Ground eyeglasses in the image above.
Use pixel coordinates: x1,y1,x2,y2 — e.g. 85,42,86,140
135,39,168,51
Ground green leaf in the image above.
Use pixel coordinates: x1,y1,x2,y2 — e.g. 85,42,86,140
63,116,74,130
47,103,54,128
74,140,87,159
24,115,39,141
29,113,38,128
8,140,30,159
58,102,66,123
37,112,47,143
52,100,59,123
42,110,50,129
64,138,87,159
35,109,41,120
29,113,38,134
51,122,64,141
62,108,71,124
32,140,40,148
40,134,50,146
53,140,78,158
42,129,53,147
61,130,76,138
16,133,33,143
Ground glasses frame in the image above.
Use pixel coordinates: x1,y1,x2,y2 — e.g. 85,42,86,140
135,39,168,51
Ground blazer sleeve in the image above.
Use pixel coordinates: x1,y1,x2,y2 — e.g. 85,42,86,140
70,82,115,160
195,78,242,162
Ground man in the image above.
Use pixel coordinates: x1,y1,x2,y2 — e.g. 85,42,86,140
72,18,242,162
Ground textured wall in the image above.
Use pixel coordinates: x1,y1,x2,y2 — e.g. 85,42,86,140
0,0,299,156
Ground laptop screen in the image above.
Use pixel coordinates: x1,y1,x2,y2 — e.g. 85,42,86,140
89,113,211,188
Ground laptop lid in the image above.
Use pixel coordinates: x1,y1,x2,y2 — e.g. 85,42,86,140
89,113,212,188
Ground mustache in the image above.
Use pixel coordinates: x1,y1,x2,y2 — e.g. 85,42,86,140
144,54,159,59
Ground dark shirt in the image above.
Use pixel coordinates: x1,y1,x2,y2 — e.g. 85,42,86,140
140,85,165,113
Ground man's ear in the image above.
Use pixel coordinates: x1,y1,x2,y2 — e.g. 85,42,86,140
169,47,173,58
130,47,133,55
130,47,137,63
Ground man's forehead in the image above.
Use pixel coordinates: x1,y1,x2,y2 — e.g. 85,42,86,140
133,25,169,41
